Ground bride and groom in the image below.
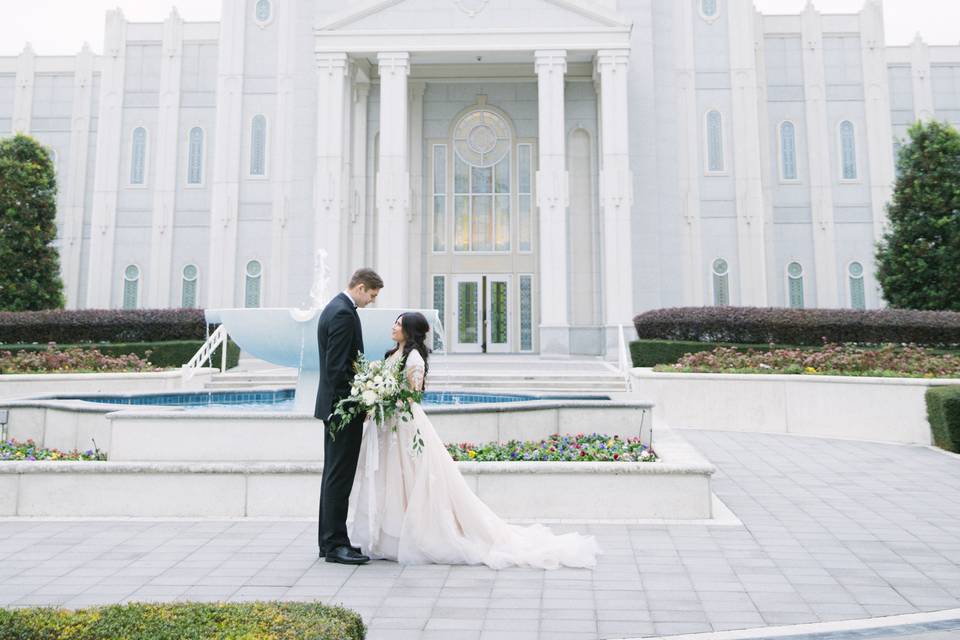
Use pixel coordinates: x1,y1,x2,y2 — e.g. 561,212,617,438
314,268,599,568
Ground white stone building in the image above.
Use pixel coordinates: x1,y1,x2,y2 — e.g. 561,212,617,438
1,0,958,355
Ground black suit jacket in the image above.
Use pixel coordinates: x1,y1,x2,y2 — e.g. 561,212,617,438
314,292,364,421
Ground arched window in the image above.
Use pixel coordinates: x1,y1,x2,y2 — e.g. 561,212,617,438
130,127,147,185
187,127,204,185
839,120,857,180
706,110,724,172
122,264,140,309
255,0,271,23
250,115,267,177
787,262,804,309
848,261,866,310
779,121,798,181
452,108,512,253
244,260,262,308
700,0,719,19
712,258,730,306
181,264,199,308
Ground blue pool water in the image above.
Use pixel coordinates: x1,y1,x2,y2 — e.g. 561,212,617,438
61,390,610,412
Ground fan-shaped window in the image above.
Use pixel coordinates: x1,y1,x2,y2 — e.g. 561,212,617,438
187,127,204,185
452,109,512,253
130,127,147,185
255,0,271,23
706,110,724,172
848,261,865,310
250,115,267,177
712,258,730,306
779,121,798,181
181,264,199,308
700,0,719,19
122,264,140,309
245,260,262,308
840,120,857,180
787,262,804,309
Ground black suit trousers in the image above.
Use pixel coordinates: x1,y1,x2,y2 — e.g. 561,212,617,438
318,414,365,552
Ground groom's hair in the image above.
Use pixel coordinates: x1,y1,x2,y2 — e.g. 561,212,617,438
349,268,384,290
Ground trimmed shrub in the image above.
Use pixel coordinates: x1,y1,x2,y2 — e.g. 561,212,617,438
0,309,208,344
633,307,960,347
0,340,240,370
927,385,960,453
0,601,366,640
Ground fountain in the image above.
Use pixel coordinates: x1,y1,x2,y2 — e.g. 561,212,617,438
204,252,445,413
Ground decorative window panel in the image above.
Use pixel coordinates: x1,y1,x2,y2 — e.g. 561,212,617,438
250,115,267,176
457,280,479,344
432,145,447,252
780,121,798,180
130,127,147,185
245,260,262,308
187,127,203,185
255,0,271,22
701,0,718,18
848,261,865,310
490,280,508,345
518,144,533,252
432,275,445,351
122,265,140,309
182,264,199,308
840,120,857,180
519,275,533,352
706,110,724,172
787,262,804,309
453,109,511,253
712,258,730,306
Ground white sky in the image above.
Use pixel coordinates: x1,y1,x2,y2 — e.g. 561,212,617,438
1,0,958,56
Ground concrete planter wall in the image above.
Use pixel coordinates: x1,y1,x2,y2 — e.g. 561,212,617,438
0,427,712,520
632,368,959,444
0,399,652,461
0,369,215,400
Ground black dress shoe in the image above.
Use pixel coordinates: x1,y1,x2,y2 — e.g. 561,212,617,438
319,545,362,557
325,545,370,565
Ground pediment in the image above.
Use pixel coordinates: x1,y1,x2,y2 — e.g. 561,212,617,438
318,0,631,34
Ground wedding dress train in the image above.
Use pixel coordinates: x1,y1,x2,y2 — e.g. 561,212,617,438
346,349,599,569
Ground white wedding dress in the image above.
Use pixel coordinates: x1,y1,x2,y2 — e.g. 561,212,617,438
346,349,600,569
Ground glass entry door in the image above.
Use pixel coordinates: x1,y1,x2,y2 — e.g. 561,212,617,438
452,274,511,353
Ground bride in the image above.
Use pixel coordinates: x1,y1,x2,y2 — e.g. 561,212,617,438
346,312,599,569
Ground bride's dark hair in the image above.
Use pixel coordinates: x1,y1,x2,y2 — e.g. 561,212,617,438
385,312,431,377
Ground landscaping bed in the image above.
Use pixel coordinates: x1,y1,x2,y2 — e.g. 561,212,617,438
1,439,105,461
0,601,365,640
0,340,239,371
446,433,656,462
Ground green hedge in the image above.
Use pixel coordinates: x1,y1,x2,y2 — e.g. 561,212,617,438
927,385,960,453
0,340,240,370
0,601,365,640
630,339,784,367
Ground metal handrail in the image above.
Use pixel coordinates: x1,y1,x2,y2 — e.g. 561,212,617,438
182,324,227,381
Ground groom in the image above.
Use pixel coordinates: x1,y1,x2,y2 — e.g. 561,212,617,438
315,267,383,564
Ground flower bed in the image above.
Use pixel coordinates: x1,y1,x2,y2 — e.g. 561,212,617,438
446,433,657,462
656,343,960,378
1,439,106,461
0,343,157,374
0,601,365,640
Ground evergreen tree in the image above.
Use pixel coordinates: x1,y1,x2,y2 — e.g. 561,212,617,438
0,134,65,311
876,121,960,311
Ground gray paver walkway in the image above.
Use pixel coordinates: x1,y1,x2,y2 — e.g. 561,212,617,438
1,429,959,640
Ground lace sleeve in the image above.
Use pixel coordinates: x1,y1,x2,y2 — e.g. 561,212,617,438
404,350,426,391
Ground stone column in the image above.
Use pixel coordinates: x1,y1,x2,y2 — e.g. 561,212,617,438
534,49,570,355
147,8,184,307
375,52,410,307
860,0,896,253
314,52,350,291
910,34,934,122
61,44,95,308
800,3,840,307
349,75,370,270
12,43,35,134
86,9,127,308
596,49,635,352
727,0,768,306
408,80,426,307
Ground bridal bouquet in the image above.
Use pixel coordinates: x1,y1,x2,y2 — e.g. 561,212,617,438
330,355,424,451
